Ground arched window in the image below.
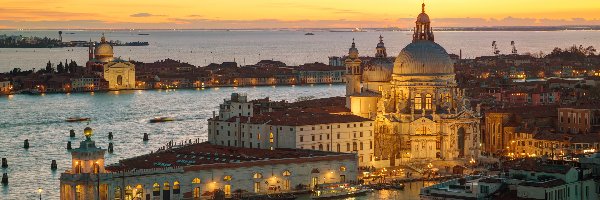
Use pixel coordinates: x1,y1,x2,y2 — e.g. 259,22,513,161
74,161,82,174
117,75,123,85
135,185,143,198
253,173,263,179
93,163,100,174
282,170,291,177
192,178,201,184
193,187,200,198
318,144,323,151
269,132,274,143
173,181,180,194
163,182,170,191
125,185,133,200
114,186,122,200
346,143,350,151
425,94,432,110
152,183,160,196
360,142,364,150
415,94,422,110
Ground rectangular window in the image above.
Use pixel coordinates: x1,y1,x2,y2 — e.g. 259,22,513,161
300,136,303,142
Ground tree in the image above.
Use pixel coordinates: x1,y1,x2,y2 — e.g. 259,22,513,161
57,62,65,73
44,60,55,73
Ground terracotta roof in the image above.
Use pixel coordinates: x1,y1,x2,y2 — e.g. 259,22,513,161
106,142,353,171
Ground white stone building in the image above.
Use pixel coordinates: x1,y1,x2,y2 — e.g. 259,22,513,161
60,128,357,200
208,93,377,167
344,3,482,167
87,34,136,90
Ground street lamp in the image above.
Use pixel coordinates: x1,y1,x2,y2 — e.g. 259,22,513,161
38,188,42,200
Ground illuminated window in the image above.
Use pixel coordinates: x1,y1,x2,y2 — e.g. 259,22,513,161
253,173,263,179
93,162,100,174
415,94,422,110
193,187,200,198
114,186,121,200
192,178,201,184
125,186,133,200
152,183,160,196
340,166,347,172
173,181,180,194
135,185,143,198
224,175,232,181
283,170,291,177
425,94,432,110
269,132,274,143
163,182,170,191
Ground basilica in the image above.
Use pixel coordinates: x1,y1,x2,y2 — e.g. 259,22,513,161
86,34,136,90
346,3,482,166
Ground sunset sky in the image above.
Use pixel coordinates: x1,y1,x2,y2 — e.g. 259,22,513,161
1,0,600,29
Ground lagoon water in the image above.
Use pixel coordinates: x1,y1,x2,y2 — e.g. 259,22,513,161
0,85,351,199
1,30,600,72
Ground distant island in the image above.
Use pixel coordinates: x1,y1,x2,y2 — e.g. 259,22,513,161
0,34,149,48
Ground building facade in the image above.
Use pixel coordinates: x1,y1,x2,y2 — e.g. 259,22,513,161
86,34,136,90
207,93,376,167
60,128,357,200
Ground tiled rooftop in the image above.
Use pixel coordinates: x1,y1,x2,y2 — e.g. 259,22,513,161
105,142,350,171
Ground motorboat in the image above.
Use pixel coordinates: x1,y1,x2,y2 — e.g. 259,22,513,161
305,32,315,35
311,183,371,199
149,117,174,123
66,117,91,122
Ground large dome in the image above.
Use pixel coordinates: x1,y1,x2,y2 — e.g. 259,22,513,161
393,40,453,75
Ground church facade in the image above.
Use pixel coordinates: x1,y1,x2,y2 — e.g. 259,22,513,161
86,35,136,90
345,3,482,167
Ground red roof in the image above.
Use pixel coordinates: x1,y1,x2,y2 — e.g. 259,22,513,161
106,142,353,171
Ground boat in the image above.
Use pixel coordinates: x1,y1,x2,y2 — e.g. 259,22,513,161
149,117,174,123
66,117,91,122
311,183,371,199
138,33,150,35
305,32,315,35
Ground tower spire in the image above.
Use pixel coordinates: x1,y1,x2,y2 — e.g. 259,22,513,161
413,3,434,42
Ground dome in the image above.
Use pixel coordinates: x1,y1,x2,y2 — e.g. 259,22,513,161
363,58,393,82
94,43,114,62
393,40,453,75
416,13,430,23
95,43,113,56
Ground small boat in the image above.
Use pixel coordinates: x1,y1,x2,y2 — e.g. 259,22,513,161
138,33,150,35
66,117,91,122
305,32,315,35
150,117,174,123
391,183,405,190
311,183,371,199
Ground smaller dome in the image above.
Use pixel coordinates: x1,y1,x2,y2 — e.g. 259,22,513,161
363,58,393,82
95,43,113,56
417,13,430,23
95,43,114,62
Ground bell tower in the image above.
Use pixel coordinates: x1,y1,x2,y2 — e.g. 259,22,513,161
60,127,108,200
345,39,362,108
375,35,387,58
